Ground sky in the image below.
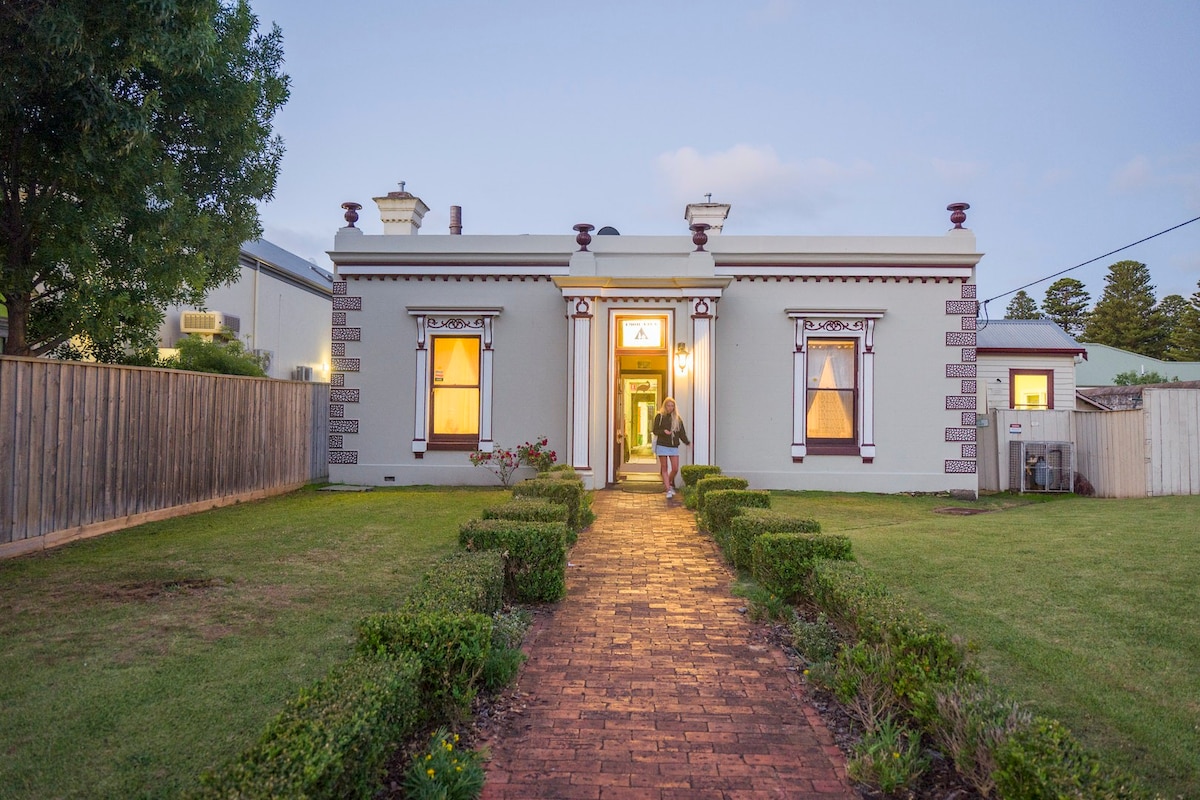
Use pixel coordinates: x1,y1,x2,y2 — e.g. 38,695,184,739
246,0,1200,317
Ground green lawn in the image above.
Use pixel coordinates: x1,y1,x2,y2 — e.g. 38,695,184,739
770,491,1200,799
0,485,508,800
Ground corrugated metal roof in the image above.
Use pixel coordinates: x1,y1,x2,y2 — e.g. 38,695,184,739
976,319,1085,354
241,238,334,292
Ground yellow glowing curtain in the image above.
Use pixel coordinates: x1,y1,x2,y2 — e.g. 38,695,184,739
431,337,480,435
806,340,855,439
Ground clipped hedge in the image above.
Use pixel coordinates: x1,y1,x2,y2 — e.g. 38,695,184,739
810,559,977,725
459,518,569,602
191,654,423,800
680,464,722,487
702,488,770,537
751,532,851,601
694,475,749,511
542,464,578,479
481,497,570,526
400,549,504,616
994,716,1152,800
726,508,822,570
356,611,493,721
511,476,590,537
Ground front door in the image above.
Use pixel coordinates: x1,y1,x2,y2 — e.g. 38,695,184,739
612,314,670,479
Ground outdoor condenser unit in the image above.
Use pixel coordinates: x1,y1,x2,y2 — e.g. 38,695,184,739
1009,441,1074,494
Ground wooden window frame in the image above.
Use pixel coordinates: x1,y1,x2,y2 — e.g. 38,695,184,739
1009,368,1054,410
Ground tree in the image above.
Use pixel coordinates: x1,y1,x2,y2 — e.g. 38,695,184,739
1041,277,1091,336
1164,281,1200,361
1004,290,1042,320
1113,370,1178,386
160,331,266,376
1081,261,1164,357
1155,294,1189,360
0,0,289,358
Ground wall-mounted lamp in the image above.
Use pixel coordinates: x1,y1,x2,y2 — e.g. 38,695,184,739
675,342,690,374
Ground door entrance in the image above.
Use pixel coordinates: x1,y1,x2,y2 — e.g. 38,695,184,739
612,314,671,481
620,375,662,469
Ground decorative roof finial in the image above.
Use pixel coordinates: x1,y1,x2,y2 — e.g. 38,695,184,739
341,201,362,228
691,223,711,251
573,223,594,251
947,202,970,229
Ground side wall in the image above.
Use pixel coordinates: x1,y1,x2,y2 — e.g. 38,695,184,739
327,277,569,486
976,353,1077,412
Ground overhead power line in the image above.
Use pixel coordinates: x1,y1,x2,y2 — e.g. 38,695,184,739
979,215,1200,316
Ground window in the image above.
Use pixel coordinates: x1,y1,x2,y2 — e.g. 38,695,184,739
429,336,480,447
1010,369,1053,410
788,310,883,462
408,307,500,457
806,339,857,442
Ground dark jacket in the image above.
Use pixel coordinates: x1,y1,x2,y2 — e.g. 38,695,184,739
652,413,690,448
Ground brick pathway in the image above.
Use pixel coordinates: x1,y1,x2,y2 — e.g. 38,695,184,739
479,490,856,800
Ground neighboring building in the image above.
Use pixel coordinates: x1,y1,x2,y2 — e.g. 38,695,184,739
975,319,1087,411
325,190,985,495
1075,342,1200,387
158,238,334,380
1076,380,1200,411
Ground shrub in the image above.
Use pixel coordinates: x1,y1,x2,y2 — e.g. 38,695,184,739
192,654,423,800
701,488,770,537
933,681,1032,798
480,608,532,693
993,717,1152,800
481,497,569,525
788,611,840,665
511,476,589,538
356,611,493,722
846,716,929,793
401,550,505,616
750,531,850,602
402,727,485,800
726,507,822,570
459,518,569,602
694,475,749,512
680,464,721,487
544,463,578,479
810,559,978,727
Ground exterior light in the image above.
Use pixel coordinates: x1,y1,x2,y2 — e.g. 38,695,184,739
675,342,690,374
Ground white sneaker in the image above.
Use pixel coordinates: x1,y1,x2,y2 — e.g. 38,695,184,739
666,489,675,499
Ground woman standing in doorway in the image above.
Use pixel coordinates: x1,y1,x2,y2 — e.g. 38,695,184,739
653,397,689,499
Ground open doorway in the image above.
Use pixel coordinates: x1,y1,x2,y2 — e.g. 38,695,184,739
612,314,670,480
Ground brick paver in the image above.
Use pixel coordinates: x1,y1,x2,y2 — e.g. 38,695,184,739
479,490,857,800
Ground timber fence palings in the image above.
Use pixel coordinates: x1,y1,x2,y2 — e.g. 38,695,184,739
0,356,330,556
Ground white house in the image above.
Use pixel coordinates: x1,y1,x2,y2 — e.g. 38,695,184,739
975,319,1087,412
158,238,334,381
325,190,985,495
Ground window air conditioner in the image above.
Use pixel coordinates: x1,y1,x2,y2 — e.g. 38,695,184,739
180,311,240,335
293,365,314,382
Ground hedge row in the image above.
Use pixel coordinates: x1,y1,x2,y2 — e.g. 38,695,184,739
685,465,1153,799
459,518,569,602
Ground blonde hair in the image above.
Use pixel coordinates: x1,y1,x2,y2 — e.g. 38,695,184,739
658,397,681,432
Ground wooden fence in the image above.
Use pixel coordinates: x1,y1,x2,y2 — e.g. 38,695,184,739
980,389,1200,498
1,356,329,558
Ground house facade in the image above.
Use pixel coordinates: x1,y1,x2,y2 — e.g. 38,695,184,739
975,319,1087,412
157,238,334,381
326,191,984,495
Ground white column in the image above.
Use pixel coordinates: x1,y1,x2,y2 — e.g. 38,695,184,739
690,297,715,466
478,316,495,453
569,296,593,470
412,314,428,456
791,316,807,461
859,318,876,462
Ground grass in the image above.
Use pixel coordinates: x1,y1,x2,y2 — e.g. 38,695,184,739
770,491,1200,799
0,485,508,800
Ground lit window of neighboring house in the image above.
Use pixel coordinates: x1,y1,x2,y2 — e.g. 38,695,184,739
789,310,884,462
1010,369,1053,410
408,308,500,456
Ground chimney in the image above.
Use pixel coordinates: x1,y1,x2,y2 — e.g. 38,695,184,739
373,183,429,234
449,205,462,235
684,199,731,235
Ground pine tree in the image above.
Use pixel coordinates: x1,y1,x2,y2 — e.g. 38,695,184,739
1041,278,1091,336
1081,260,1163,356
1004,290,1042,320
1164,281,1200,361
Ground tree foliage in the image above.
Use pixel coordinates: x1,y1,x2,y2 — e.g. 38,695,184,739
1163,281,1200,361
1040,278,1090,337
1081,261,1164,357
0,0,289,358
1004,290,1042,320
1113,370,1179,386
161,331,266,376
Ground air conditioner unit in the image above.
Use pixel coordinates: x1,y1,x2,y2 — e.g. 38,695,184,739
293,365,314,382
180,311,225,334
1009,441,1074,494
253,349,273,373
